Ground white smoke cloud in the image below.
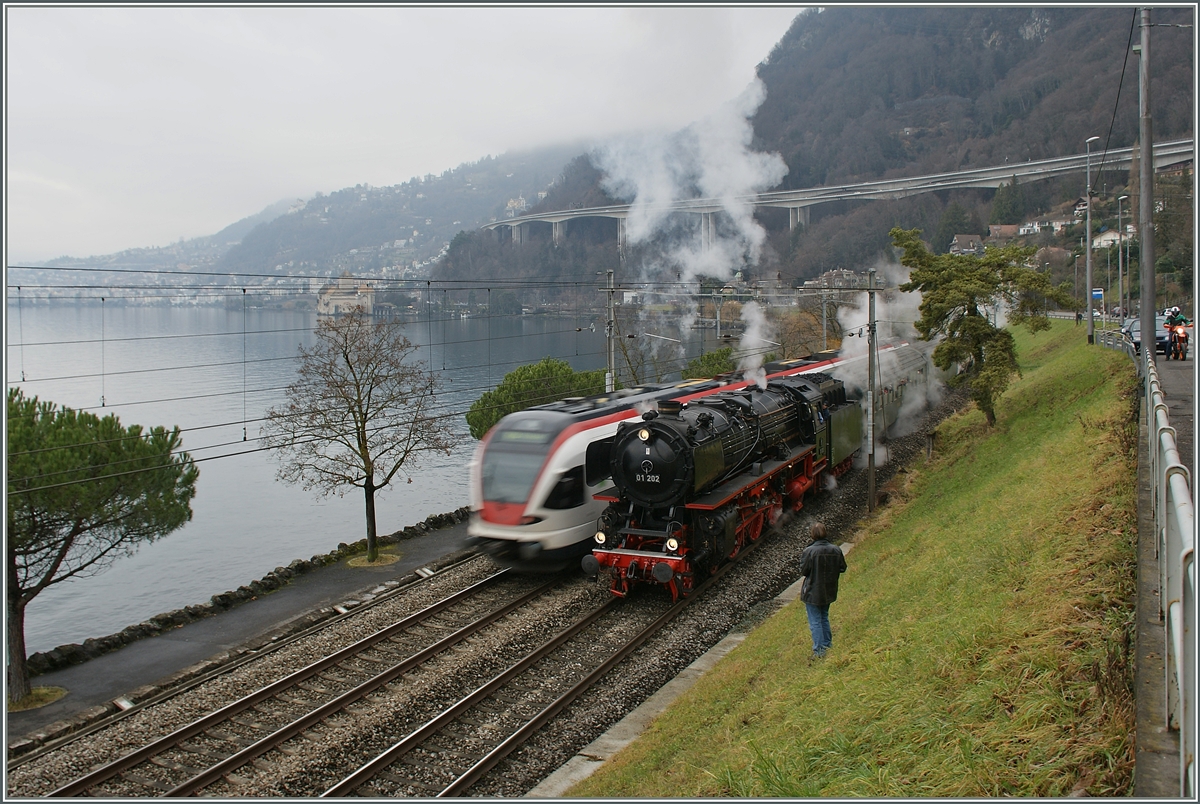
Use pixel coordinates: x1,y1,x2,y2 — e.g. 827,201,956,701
737,300,776,387
828,256,946,449
592,77,788,305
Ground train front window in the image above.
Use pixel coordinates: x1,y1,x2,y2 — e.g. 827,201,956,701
480,413,570,504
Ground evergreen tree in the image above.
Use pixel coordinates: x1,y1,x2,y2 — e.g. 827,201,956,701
989,176,1026,224
682,348,736,379
932,203,974,254
7,390,198,702
892,227,1073,426
465,358,608,440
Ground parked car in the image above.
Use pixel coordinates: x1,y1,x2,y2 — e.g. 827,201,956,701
1126,316,1170,354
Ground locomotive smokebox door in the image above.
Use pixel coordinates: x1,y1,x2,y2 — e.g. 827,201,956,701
611,421,694,508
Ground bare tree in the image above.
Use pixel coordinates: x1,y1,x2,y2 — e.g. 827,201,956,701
614,308,681,385
775,306,827,358
262,310,455,562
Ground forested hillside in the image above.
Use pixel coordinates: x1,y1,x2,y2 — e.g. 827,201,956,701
435,6,1193,292
756,6,1193,279
215,143,587,277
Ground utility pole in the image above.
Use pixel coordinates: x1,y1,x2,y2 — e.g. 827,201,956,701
1137,8,1157,366
867,266,877,513
605,267,616,392
715,292,722,342
1118,194,1129,321
821,277,828,350
1086,134,1100,344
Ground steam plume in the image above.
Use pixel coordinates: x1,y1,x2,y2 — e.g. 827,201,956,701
737,300,776,388
592,79,787,352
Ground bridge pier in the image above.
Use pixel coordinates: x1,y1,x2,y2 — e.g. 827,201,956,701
552,220,567,246
511,222,525,245
701,212,714,251
617,217,626,251
789,206,810,230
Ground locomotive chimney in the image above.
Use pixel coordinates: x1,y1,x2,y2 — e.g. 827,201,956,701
657,400,683,416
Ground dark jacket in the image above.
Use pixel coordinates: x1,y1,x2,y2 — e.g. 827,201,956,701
799,538,847,606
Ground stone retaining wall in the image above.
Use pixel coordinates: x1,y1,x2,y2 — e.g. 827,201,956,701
25,508,471,677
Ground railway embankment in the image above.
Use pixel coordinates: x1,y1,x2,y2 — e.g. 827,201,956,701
567,320,1142,797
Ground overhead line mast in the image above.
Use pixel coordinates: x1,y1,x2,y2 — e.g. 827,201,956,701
1137,7,1157,366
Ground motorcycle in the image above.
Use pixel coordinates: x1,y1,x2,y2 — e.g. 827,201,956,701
1166,324,1189,360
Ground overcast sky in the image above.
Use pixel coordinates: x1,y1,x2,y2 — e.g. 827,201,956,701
5,5,804,263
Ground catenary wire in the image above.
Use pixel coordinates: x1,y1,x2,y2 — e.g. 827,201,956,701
1090,9,1139,197
8,342,787,490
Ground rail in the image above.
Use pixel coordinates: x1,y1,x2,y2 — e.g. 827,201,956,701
1100,329,1194,795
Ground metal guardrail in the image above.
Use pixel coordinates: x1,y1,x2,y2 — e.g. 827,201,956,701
1097,328,1138,364
1145,352,1195,797
1102,329,1195,795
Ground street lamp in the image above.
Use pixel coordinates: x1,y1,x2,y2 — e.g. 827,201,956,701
1117,194,1129,324
1085,135,1100,344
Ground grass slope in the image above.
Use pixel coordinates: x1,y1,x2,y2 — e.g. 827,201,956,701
569,321,1140,797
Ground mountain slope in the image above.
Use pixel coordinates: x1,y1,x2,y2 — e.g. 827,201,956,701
430,7,1192,289
756,6,1192,187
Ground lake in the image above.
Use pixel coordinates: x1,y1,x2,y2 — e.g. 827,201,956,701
8,303,646,654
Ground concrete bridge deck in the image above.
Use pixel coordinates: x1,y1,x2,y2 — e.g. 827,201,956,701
485,138,1194,244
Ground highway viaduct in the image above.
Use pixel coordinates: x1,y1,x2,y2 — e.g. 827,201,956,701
482,138,1193,249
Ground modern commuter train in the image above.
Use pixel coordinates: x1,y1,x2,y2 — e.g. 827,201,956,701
467,343,933,574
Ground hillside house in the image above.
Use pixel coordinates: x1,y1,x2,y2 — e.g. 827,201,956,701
1092,230,1125,249
1157,159,1193,178
949,234,984,255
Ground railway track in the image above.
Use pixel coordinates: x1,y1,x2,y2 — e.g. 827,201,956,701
13,536,764,798
43,569,561,797
8,553,487,770
324,541,760,797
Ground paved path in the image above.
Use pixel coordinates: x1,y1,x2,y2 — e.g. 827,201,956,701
7,521,473,747
1155,354,1194,493
1133,352,1191,797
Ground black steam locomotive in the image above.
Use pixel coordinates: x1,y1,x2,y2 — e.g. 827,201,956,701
582,372,861,600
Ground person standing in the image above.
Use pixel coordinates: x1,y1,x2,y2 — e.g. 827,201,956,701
799,522,847,658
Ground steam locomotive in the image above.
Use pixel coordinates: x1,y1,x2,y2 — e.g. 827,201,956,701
581,350,926,600
469,343,931,578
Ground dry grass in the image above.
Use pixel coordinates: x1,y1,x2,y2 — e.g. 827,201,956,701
7,686,68,712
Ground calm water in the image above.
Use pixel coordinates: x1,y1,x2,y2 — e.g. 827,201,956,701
7,304,630,654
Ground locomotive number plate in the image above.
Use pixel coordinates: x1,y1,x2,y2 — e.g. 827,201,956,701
636,473,661,484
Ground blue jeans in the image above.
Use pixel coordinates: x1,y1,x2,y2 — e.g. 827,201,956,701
805,603,832,656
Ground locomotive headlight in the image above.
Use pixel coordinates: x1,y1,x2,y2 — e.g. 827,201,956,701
638,427,651,442
594,531,607,545
666,537,679,552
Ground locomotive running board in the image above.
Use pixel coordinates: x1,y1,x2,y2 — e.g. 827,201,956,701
592,485,619,503
686,444,822,511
